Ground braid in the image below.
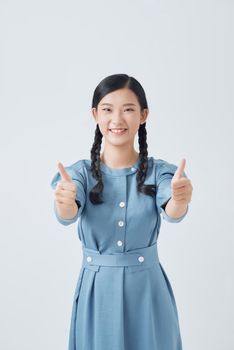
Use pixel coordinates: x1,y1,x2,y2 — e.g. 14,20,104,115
89,124,104,204
136,123,156,197
136,123,148,189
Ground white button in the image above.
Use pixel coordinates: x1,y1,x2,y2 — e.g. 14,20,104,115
118,220,124,227
138,256,144,262
117,240,123,246
119,201,125,208
87,256,92,262
131,167,135,171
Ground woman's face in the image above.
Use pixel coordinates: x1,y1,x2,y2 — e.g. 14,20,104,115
92,88,148,147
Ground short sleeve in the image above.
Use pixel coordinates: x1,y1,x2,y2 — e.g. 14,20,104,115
50,163,86,225
155,159,189,223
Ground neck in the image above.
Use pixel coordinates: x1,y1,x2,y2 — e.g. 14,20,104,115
100,148,139,169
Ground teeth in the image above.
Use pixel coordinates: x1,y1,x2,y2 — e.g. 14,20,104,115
110,129,126,133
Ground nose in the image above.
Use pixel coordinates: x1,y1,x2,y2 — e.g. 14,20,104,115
111,110,124,123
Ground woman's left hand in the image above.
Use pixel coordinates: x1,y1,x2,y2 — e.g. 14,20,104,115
171,159,193,206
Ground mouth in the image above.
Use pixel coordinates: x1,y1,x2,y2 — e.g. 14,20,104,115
109,128,128,135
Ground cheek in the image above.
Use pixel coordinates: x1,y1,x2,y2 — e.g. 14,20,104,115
128,121,141,134
98,119,109,131
128,115,141,127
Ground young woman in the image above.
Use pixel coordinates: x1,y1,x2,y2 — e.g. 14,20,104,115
51,73,193,350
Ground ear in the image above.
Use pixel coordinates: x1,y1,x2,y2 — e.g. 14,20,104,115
92,107,98,123
140,108,149,124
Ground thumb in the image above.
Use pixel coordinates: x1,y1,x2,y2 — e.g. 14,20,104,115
173,158,186,180
57,162,73,182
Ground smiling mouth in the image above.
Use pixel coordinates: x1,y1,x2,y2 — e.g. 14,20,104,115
109,129,128,135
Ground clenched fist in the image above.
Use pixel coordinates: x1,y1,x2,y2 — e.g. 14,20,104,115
171,159,193,206
54,162,78,218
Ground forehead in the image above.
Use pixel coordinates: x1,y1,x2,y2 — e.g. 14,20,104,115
99,88,139,106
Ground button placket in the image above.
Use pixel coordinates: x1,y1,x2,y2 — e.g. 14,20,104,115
116,178,127,251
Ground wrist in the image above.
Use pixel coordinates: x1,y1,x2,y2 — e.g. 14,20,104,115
164,198,188,219
170,198,188,208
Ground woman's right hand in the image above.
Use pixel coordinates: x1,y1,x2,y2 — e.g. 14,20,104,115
54,162,78,217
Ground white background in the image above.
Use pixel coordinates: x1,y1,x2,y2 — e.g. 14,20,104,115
1,0,233,349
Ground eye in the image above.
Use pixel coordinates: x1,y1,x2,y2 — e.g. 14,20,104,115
102,108,134,112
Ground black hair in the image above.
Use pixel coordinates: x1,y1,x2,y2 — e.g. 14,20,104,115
89,73,156,204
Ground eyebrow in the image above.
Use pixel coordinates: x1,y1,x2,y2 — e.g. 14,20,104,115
100,103,136,107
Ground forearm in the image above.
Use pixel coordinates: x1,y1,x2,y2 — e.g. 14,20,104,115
164,198,188,219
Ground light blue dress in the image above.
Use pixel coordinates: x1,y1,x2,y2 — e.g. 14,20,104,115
50,156,189,350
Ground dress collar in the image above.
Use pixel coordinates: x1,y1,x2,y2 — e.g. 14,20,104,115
88,156,153,177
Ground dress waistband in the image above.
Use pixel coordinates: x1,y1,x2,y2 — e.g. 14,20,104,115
81,243,159,272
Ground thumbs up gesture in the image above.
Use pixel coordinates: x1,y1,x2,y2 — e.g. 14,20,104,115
54,162,78,216
171,159,193,206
